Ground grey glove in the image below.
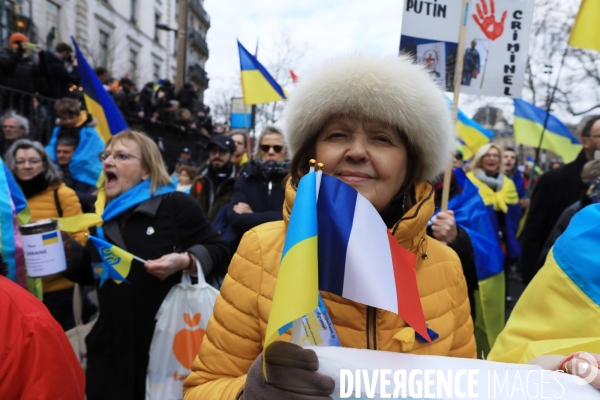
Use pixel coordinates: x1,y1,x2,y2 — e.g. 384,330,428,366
581,160,600,184
240,341,335,400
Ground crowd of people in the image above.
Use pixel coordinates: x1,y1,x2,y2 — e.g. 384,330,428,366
0,33,214,146
1,37,600,399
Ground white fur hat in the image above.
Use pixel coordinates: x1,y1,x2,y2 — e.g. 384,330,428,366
283,53,454,181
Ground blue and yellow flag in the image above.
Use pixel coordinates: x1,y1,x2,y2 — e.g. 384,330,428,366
456,108,494,160
0,160,27,287
45,123,105,187
72,38,128,142
238,41,287,105
88,235,136,287
489,203,600,363
467,172,521,260
264,171,319,352
435,179,505,354
569,0,600,53
0,160,42,298
514,99,582,163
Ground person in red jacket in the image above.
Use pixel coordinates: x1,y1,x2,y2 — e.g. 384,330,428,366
0,253,85,399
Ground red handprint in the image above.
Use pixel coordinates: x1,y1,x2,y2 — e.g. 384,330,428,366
472,0,507,41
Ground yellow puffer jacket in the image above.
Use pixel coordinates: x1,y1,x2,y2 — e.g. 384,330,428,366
28,183,88,293
183,180,476,399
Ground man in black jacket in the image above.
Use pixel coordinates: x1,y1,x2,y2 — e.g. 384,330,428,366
520,116,600,284
0,33,38,116
190,134,238,221
112,78,138,118
43,42,79,99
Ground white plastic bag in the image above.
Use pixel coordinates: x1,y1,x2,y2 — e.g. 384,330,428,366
146,262,219,400
66,284,97,370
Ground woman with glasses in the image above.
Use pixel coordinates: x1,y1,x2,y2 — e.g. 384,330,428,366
227,125,290,242
5,139,89,330
63,130,228,400
467,143,521,301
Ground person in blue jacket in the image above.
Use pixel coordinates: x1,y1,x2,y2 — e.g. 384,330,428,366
45,98,104,188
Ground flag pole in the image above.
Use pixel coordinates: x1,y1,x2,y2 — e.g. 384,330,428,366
133,255,148,264
442,0,470,211
525,46,569,198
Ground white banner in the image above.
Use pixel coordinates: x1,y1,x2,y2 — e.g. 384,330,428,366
400,0,534,98
312,347,600,399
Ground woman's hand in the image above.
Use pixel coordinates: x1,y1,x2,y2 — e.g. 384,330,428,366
242,342,334,399
559,352,600,389
529,352,600,389
145,253,189,280
431,210,458,245
233,202,253,214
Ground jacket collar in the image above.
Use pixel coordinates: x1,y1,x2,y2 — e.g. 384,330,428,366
283,177,435,255
103,195,165,249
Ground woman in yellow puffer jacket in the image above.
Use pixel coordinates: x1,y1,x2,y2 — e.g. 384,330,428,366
6,139,88,330
184,54,476,400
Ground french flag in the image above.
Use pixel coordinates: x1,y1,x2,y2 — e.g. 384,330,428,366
317,174,431,342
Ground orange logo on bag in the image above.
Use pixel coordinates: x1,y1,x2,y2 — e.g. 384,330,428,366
172,312,206,369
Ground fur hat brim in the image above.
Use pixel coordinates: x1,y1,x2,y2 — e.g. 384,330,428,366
283,53,454,181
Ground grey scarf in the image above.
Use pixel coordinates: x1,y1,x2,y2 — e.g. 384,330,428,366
476,168,504,192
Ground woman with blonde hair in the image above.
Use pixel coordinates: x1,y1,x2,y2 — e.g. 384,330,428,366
63,130,228,400
184,54,476,399
467,143,521,261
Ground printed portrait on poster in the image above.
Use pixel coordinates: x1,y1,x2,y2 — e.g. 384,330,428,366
417,42,446,88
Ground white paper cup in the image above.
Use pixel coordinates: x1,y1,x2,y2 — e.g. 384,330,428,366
19,219,67,277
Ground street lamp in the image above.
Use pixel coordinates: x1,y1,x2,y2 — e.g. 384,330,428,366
155,23,176,32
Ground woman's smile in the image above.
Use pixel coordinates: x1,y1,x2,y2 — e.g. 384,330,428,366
336,171,374,184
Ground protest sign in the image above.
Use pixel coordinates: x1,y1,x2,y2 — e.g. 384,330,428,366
313,346,600,399
400,0,534,98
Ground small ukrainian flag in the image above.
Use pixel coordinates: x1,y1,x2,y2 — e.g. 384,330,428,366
42,232,59,245
514,99,582,163
238,40,287,105
88,235,137,286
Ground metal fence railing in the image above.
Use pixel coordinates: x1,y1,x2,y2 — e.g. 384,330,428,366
0,85,58,145
1,85,210,168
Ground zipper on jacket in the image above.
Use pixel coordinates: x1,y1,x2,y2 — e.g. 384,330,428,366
206,179,215,218
268,180,273,197
366,306,377,350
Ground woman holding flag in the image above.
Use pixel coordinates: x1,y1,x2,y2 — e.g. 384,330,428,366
466,144,521,300
62,130,228,400
184,54,477,399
